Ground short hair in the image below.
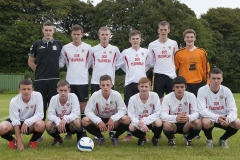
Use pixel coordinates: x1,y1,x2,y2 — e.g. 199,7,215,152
71,24,83,33
98,26,111,35
158,21,170,29
172,76,187,86
57,79,70,88
43,20,54,28
183,29,196,38
99,74,112,83
209,68,223,76
19,79,33,88
129,30,141,39
138,77,151,86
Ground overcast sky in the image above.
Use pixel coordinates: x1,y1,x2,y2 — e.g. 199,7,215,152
82,0,240,17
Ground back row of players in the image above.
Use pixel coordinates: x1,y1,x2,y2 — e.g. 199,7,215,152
0,20,239,150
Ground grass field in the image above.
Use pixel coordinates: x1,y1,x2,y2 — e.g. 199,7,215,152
1,94,240,160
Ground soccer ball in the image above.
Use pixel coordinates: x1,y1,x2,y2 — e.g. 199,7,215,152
77,137,94,152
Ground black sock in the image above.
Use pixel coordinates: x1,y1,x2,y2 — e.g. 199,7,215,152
220,126,238,140
202,126,214,140
131,129,144,139
84,124,103,138
187,128,201,140
1,131,14,141
81,113,85,120
113,123,128,138
73,128,83,142
30,130,43,142
152,126,163,139
47,128,61,140
163,130,174,140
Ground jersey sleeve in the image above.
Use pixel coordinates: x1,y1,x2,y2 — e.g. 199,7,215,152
197,87,219,123
59,47,66,68
225,88,238,123
201,50,210,84
47,96,61,126
24,92,44,126
63,94,80,123
88,48,94,68
146,44,154,68
9,100,21,126
174,51,180,71
110,92,127,122
115,51,125,70
188,93,199,122
173,41,179,54
128,96,140,127
28,42,38,57
160,95,177,123
114,47,121,63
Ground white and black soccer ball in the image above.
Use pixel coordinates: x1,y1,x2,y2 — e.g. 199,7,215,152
77,137,94,152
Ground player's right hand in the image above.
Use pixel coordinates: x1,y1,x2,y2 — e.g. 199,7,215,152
17,141,24,150
98,121,108,132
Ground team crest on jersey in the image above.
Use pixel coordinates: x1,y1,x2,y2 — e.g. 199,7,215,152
136,54,138,57
30,45,33,50
29,105,35,110
82,49,85,52
66,103,71,108
103,52,106,54
168,46,171,50
220,95,224,99
184,102,188,106
141,52,144,56
52,45,57,50
149,103,154,107
190,56,194,60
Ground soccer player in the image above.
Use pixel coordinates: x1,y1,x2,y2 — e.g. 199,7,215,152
197,68,240,148
147,21,178,103
0,79,45,150
45,79,82,146
128,77,162,146
59,24,91,139
82,75,130,146
161,76,202,147
115,30,150,141
28,20,63,121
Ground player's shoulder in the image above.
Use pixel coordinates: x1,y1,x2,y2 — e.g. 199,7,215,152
10,94,21,104
175,47,186,54
111,89,122,96
63,42,72,48
196,47,207,54
149,39,158,45
149,91,159,98
184,91,196,98
32,40,43,46
220,85,232,93
81,42,92,48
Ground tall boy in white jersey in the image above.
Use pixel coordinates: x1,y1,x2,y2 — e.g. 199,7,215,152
82,75,130,146
197,68,240,148
89,26,120,95
45,79,82,146
115,30,150,141
59,25,91,139
128,77,162,146
161,76,202,147
0,79,45,150
147,21,178,103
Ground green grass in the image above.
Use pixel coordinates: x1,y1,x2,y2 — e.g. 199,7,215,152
1,94,240,160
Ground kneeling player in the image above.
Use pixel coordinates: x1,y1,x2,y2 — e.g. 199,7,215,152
46,79,82,146
128,77,162,146
161,76,202,147
197,68,240,148
0,79,45,150
82,75,130,146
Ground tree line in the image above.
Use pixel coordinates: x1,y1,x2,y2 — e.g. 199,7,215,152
0,0,240,92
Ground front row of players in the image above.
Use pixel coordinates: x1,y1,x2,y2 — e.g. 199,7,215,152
0,68,240,150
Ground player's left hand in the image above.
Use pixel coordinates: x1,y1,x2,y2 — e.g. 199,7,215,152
21,123,28,134
58,119,66,133
220,117,229,127
141,125,149,132
107,118,114,131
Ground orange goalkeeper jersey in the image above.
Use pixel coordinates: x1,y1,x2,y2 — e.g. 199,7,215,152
174,47,210,84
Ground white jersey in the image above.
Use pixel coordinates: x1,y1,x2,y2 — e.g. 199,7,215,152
147,39,178,79
89,44,120,85
48,93,80,126
9,91,44,127
161,91,199,123
84,89,127,124
197,85,237,123
128,92,161,128
115,47,150,86
59,42,91,84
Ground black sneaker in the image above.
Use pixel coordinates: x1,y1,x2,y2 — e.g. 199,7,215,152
52,138,63,146
64,132,72,141
137,138,145,146
184,137,192,147
151,138,158,146
168,139,176,147
195,134,202,140
109,131,114,139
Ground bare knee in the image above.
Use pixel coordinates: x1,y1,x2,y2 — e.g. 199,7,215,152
33,120,45,132
202,118,213,129
71,118,81,128
129,123,137,132
119,115,130,124
193,119,202,130
163,121,173,131
81,117,92,127
45,121,56,131
0,121,12,135
153,119,162,127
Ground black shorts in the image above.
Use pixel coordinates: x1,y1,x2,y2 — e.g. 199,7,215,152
70,84,88,102
153,73,173,98
186,83,203,97
124,83,139,106
175,123,186,134
91,84,114,95
6,118,32,134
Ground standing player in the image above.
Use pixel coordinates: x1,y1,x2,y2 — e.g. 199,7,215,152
161,76,202,147
28,20,63,121
0,79,45,150
128,77,162,146
147,21,178,103
59,24,91,139
82,75,130,146
115,30,150,141
45,79,82,146
197,68,240,148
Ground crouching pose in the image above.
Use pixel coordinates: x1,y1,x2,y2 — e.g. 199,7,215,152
82,75,130,146
197,68,240,148
0,79,45,150
46,79,82,146
128,77,162,146
161,76,202,147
